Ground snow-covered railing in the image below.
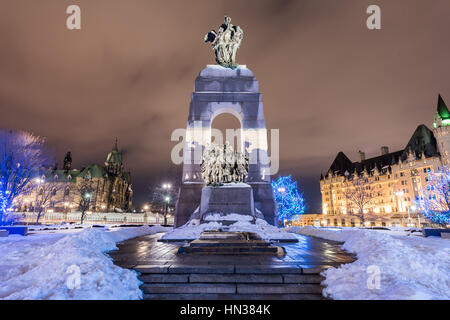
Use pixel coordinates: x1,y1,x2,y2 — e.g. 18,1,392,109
10,212,174,225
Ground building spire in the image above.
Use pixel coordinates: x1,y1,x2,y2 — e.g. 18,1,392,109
437,94,450,119
114,138,118,151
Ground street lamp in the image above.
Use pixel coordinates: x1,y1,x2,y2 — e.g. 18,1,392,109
163,196,171,225
34,178,44,213
395,191,405,226
410,204,421,228
161,183,172,225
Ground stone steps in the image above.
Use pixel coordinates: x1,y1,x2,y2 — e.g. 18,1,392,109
179,246,279,255
143,293,325,300
189,239,271,247
136,264,326,300
178,231,283,255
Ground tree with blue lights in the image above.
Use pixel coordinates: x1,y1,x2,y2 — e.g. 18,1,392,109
416,166,450,226
0,130,50,225
271,175,306,227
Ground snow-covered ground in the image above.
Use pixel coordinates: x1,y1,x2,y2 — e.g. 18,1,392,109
0,225,170,300
288,226,450,300
162,216,296,241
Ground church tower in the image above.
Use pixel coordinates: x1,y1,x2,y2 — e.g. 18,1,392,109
63,151,72,172
433,94,450,165
105,139,124,176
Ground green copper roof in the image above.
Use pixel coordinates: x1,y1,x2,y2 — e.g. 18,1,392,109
106,150,122,164
437,94,450,120
47,169,80,183
80,164,106,178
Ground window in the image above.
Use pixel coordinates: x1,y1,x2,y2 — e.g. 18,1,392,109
51,188,57,196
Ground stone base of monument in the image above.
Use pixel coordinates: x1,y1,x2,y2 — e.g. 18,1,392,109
200,183,256,225
178,230,285,257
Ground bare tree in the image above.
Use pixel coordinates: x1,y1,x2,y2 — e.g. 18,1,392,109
33,177,68,224
77,179,94,224
0,130,51,225
344,175,374,226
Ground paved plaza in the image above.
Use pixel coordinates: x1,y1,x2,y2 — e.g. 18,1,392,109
109,233,356,300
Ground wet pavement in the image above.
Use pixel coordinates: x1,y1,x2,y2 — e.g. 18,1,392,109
109,233,356,299
109,233,356,269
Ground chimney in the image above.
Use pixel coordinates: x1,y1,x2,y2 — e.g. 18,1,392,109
358,150,366,162
381,146,389,155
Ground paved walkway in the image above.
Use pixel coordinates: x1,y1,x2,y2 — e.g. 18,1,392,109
109,233,356,300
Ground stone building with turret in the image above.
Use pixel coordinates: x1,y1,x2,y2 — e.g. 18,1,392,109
319,95,449,228
16,141,133,213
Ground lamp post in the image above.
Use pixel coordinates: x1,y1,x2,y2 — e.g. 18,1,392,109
395,191,405,226
410,204,420,228
162,183,171,225
34,178,43,214
407,206,412,227
164,196,171,225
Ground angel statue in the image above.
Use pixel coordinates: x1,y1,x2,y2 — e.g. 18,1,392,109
204,15,244,69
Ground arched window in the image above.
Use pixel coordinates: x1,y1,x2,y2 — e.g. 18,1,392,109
64,187,70,196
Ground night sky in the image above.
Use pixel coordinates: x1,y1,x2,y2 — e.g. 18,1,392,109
1,0,450,212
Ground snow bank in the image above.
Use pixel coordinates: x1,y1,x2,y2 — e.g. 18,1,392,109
204,213,254,221
292,226,450,300
162,217,296,241
0,225,170,300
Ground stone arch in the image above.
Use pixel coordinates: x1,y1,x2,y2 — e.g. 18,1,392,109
210,103,244,153
175,65,276,227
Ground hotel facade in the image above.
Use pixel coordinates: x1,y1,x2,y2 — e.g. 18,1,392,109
317,95,450,228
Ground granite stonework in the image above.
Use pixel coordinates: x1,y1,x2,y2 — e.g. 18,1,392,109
199,184,255,223
174,65,276,227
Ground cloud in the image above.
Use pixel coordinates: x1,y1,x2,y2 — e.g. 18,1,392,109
1,0,450,211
